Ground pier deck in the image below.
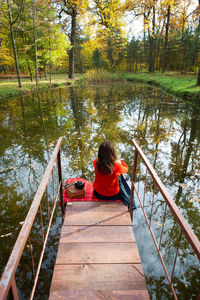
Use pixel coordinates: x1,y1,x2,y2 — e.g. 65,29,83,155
49,201,149,299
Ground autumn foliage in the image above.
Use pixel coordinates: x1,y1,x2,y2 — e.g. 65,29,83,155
0,0,199,84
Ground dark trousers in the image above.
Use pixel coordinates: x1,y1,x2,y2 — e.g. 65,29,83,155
94,175,136,210
118,175,136,210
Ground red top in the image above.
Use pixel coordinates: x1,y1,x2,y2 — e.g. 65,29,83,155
93,159,128,196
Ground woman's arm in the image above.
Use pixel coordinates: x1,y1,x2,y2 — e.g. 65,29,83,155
115,160,128,174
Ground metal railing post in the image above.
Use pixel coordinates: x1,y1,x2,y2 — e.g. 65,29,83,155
57,149,64,217
129,149,138,219
10,277,19,300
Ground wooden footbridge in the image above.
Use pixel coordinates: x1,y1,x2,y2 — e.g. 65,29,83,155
0,137,199,300
49,201,149,299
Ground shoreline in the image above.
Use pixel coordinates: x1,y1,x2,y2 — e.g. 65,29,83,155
0,73,199,104
0,74,79,101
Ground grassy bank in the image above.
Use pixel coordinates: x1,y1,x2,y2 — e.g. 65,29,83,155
0,74,78,100
126,73,200,102
1,71,200,103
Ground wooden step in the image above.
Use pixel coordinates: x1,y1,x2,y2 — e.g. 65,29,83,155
49,201,149,300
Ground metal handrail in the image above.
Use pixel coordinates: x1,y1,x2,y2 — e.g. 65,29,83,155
0,137,64,300
129,139,200,299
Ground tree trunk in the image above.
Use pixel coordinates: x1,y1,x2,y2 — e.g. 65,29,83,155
107,37,113,72
162,5,170,73
191,21,200,68
69,8,76,79
49,36,52,83
28,65,33,82
149,5,156,73
149,5,155,73
7,0,22,88
32,0,38,86
197,67,200,86
196,1,200,85
143,13,146,66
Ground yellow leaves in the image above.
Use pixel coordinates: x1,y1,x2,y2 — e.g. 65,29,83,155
161,0,175,6
81,39,99,67
0,40,14,66
93,0,124,30
137,123,145,131
68,0,89,13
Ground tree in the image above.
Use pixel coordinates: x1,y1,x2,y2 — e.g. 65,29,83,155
123,0,198,74
124,0,158,73
38,26,70,77
0,0,25,87
196,0,200,85
148,0,157,73
91,0,125,72
162,3,171,72
31,0,39,85
92,48,105,69
0,38,14,72
33,0,70,80
126,37,141,72
54,0,89,79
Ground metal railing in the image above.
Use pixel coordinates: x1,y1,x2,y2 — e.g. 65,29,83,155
129,139,200,300
0,137,64,300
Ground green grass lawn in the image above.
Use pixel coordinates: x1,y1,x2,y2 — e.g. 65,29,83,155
0,74,78,100
126,73,200,102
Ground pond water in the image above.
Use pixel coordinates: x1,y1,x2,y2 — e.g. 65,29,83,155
0,83,199,299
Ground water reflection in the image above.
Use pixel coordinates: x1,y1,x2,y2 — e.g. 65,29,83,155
0,84,199,299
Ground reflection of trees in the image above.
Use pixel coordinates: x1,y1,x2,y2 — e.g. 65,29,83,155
93,85,126,140
61,86,96,179
69,86,88,176
171,107,199,184
169,106,200,236
0,90,73,275
146,267,200,300
0,84,200,299
122,88,200,299
62,85,130,180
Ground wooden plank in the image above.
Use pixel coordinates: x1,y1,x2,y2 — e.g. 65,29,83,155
50,200,150,299
49,264,147,292
66,201,127,212
64,210,132,226
49,289,150,300
56,242,141,264
61,225,135,242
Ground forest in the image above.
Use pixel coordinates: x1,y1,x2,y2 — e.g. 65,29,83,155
0,0,200,87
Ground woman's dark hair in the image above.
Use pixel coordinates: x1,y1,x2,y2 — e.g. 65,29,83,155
96,140,117,174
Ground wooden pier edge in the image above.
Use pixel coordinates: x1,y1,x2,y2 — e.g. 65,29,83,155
49,201,150,300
